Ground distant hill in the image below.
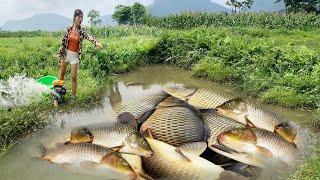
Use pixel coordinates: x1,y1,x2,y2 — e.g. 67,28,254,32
1,13,71,31
151,0,230,17
249,0,285,12
101,15,117,25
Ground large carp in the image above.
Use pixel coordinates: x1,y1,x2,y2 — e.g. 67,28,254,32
69,121,153,157
41,143,136,179
216,98,297,144
202,112,265,167
142,138,247,180
140,97,206,147
217,127,299,166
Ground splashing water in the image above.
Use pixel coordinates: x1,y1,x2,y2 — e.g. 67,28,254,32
0,75,52,108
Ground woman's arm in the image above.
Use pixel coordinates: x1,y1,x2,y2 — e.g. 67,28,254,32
81,28,102,48
58,29,69,60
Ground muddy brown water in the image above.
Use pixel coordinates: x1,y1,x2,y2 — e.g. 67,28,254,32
0,65,315,180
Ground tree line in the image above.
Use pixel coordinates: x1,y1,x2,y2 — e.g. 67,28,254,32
86,1,320,26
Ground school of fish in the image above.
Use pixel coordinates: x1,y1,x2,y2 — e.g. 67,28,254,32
38,84,302,179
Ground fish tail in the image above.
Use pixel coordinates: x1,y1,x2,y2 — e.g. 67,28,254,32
137,171,154,180
38,143,46,158
28,143,48,161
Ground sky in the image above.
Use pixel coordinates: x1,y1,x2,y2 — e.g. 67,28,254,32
0,0,229,26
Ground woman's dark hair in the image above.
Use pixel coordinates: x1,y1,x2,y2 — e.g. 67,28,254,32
73,9,83,22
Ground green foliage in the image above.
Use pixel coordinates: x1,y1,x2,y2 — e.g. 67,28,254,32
87,9,102,26
289,145,320,179
276,0,320,13
192,57,239,82
113,5,133,25
146,12,320,29
0,100,52,157
112,3,148,25
145,27,320,108
226,0,254,13
132,2,148,25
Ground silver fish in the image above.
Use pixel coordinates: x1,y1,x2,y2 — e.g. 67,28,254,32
218,127,299,166
69,122,153,157
41,143,136,179
216,99,297,144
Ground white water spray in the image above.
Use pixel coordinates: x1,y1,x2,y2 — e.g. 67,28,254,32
0,75,51,108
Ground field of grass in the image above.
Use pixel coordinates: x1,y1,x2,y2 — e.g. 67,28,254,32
147,12,320,29
0,24,319,179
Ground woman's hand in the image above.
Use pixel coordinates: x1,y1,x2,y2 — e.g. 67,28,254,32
96,42,103,49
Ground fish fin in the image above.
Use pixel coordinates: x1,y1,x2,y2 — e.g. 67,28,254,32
219,162,235,167
142,127,154,139
211,144,239,154
36,143,54,161
255,146,273,158
210,145,266,168
55,142,65,148
199,109,217,113
118,112,137,130
175,148,192,162
79,161,100,169
61,162,73,169
125,82,142,86
179,142,207,156
138,109,155,126
245,116,255,127
219,170,248,180
137,171,154,180
38,143,46,158
111,145,124,152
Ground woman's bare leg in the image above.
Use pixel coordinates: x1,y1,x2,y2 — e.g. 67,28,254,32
71,63,78,96
59,60,68,80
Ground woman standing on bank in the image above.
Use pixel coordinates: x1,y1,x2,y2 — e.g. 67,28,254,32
58,9,102,100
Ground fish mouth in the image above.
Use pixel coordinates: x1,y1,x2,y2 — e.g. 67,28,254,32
130,172,137,180
217,133,228,146
144,150,154,157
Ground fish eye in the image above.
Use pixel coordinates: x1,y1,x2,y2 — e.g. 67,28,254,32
123,162,128,166
231,128,237,133
142,141,146,145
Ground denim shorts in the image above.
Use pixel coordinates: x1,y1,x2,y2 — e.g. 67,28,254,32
65,50,79,64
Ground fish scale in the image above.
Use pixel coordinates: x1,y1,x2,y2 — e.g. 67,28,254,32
85,122,136,148
246,102,283,132
115,92,168,119
187,89,236,109
251,128,298,165
203,112,245,145
141,106,206,147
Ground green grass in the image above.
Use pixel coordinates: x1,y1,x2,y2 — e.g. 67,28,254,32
290,145,320,180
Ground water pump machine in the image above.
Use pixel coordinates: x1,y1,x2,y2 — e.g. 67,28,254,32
52,80,66,107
